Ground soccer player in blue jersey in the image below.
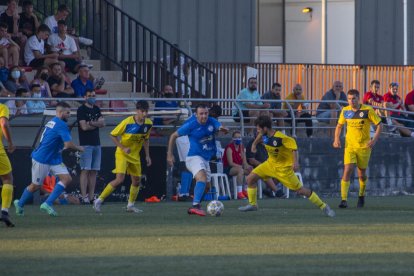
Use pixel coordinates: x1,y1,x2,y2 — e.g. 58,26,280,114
167,103,228,216
14,102,84,216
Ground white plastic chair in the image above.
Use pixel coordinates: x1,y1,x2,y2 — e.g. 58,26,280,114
210,173,232,200
231,176,262,200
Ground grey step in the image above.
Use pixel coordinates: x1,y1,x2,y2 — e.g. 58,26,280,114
24,70,122,82
102,81,132,93
83,59,101,70
79,49,89,59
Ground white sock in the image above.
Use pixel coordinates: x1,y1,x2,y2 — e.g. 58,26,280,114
386,117,392,125
127,203,134,208
237,185,243,193
1,208,8,212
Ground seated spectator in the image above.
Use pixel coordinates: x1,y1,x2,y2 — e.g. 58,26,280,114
24,24,62,68
209,104,222,119
0,0,27,57
405,88,414,127
245,133,284,198
282,84,313,138
0,22,19,66
26,83,46,114
71,64,93,97
7,87,29,116
19,0,40,38
48,62,74,98
44,4,93,47
0,57,9,85
261,82,287,129
154,85,179,126
316,81,348,124
4,66,30,94
383,82,414,138
363,80,394,129
222,130,252,199
232,77,270,135
47,20,82,73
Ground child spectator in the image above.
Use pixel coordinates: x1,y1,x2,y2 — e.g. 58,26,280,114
19,0,40,38
7,87,29,116
47,20,82,73
24,24,62,68
26,83,46,114
47,62,74,97
0,22,19,66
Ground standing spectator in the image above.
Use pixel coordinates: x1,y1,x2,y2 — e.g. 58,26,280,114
77,89,105,204
154,84,179,126
261,82,287,129
283,84,313,138
24,24,61,68
26,83,46,114
48,62,74,98
232,77,270,136
222,131,252,199
405,88,414,127
4,66,30,94
0,22,19,66
47,20,82,74
0,0,27,57
19,1,40,38
44,4,93,46
71,64,93,98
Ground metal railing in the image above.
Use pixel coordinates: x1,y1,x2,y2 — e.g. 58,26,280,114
32,0,216,97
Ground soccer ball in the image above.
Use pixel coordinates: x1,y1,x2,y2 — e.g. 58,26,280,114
207,200,224,216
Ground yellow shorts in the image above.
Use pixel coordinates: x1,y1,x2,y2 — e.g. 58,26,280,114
344,147,371,169
252,161,302,191
0,151,11,175
112,152,142,177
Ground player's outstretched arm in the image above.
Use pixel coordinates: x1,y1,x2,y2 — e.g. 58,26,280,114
368,123,382,148
251,133,263,153
167,131,179,167
333,124,343,148
0,117,15,153
109,135,130,154
144,139,151,166
64,141,84,152
218,125,229,134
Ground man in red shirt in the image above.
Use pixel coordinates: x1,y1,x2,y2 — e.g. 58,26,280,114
363,80,392,126
383,82,414,137
404,89,414,128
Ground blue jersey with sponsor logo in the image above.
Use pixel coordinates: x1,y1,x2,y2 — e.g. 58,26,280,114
32,117,72,165
177,117,221,161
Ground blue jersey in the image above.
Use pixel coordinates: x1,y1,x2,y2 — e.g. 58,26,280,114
32,117,72,165
177,117,221,161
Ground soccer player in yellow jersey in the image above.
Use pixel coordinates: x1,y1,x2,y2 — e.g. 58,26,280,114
93,100,152,213
334,89,382,208
0,103,16,227
239,115,335,217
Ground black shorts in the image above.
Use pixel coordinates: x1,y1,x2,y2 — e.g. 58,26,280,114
28,58,45,68
61,58,81,73
233,110,250,123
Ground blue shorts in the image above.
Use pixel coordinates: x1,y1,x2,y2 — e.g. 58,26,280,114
79,145,101,170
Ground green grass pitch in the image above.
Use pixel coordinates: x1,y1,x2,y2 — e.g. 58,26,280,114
1,196,414,275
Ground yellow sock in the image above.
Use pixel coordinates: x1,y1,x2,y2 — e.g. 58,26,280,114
247,187,257,206
308,191,326,209
341,180,350,201
1,184,13,210
359,178,367,197
128,185,140,205
99,184,115,201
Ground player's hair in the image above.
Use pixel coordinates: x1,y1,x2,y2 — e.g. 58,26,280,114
371,80,380,86
232,130,241,137
255,115,272,129
194,103,208,113
37,24,51,34
272,82,281,89
136,100,149,110
347,89,360,97
56,101,71,109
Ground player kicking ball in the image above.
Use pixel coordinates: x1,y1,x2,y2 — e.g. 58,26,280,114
238,115,335,217
333,89,382,208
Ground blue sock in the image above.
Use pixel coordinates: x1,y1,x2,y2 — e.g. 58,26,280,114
45,182,65,206
180,172,192,195
193,181,206,205
18,188,34,207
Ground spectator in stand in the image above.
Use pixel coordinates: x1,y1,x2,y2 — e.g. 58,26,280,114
48,62,74,98
77,89,105,204
26,83,46,114
405,87,414,127
4,66,30,94
48,20,82,74
154,85,179,126
209,104,222,119
18,1,40,38
0,0,27,60
222,130,252,199
71,64,93,98
24,24,62,68
0,22,19,66
44,4,93,47
261,82,287,129
232,77,270,136
283,83,313,138
383,82,414,138
316,81,348,124
7,87,29,116
0,57,9,86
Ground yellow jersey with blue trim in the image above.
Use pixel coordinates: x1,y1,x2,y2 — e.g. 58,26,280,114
110,116,152,162
338,104,381,149
0,103,10,152
263,131,298,167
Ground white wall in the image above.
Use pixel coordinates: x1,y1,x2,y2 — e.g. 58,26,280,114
285,0,355,64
